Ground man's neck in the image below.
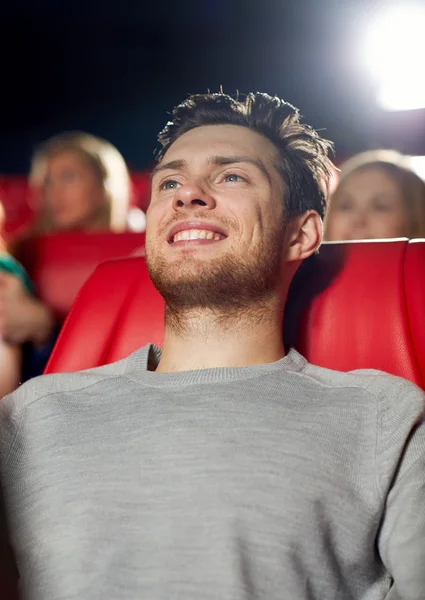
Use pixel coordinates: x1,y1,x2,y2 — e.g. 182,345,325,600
155,300,285,373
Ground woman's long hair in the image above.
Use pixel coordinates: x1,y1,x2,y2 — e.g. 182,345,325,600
30,131,131,233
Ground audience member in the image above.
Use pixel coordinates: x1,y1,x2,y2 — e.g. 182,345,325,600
28,131,132,234
1,92,424,599
5,132,137,379
325,149,425,240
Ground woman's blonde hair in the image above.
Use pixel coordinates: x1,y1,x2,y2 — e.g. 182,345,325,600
329,149,425,238
30,131,131,233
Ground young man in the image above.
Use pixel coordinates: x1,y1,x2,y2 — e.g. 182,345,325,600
1,92,424,599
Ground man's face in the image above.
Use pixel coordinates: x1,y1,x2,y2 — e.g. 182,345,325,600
146,124,287,310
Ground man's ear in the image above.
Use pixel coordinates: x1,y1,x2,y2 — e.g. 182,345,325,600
284,210,323,262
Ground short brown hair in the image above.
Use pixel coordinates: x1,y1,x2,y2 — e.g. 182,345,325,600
157,92,334,220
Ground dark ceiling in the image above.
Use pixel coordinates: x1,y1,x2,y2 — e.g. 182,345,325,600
1,0,424,173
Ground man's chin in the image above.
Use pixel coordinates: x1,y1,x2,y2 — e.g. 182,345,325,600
161,252,217,274
147,231,284,312
158,262,216,289
165,245,224,264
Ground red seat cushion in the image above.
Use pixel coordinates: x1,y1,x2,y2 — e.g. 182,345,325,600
46,257,163,373
288,240,423,386
22,232,145,320
45,239,425,389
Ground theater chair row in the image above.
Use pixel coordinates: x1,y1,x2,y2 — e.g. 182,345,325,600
10,236,425,384
45,239,425,387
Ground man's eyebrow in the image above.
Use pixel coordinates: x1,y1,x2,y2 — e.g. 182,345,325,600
150,155,272,182
208,155,272,182
150,159,187,180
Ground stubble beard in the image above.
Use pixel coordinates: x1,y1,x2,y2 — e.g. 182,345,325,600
146,223,286,334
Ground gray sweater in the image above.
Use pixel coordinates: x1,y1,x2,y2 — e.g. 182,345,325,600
1,345,425,600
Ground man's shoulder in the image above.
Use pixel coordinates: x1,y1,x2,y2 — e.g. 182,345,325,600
299,358,425,414
0,345,150,423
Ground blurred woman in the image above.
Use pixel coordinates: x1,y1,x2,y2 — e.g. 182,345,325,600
4,132,137,379
325,150,425,241
30,131,132,234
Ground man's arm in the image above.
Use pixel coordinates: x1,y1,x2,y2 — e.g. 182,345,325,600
377,395,425,599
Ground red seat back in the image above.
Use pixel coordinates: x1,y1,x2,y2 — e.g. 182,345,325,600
0,176,35,241
22,232,145,320
45,239,425,389
404,240,425,382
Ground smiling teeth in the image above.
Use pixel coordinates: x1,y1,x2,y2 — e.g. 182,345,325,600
173,229,222,242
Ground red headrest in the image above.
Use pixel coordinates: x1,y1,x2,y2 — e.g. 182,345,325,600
45,239,425,389
21,232,145,320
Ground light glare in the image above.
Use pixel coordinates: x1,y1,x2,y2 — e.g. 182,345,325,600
409,156,425,181
364,5,425,111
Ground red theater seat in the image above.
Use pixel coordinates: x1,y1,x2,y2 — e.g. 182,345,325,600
21,232,145,320
0,176,35,241
45,239,425,389
404,240,425,382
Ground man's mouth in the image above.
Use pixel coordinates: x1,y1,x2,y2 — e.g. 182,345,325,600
171,229,226,243
167,221,228,244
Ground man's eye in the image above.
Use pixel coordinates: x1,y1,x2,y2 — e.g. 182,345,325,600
224,174,244,183
61,170,79,183
374,203,392,213
161,180,180,190
336,203,352,212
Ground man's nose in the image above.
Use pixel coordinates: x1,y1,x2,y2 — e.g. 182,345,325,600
172,183,216,211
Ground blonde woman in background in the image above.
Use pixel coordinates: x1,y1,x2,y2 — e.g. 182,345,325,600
3,132,138,380
325,150,425,241
30,131,133,234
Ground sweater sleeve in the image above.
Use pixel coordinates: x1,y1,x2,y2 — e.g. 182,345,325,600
0,393,22,470
376,377,425,599
0,395,21,598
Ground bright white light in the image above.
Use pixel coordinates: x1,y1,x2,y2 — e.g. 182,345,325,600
377,79,425,111
409,155,425,181
364,4,425,111
127,207,146,232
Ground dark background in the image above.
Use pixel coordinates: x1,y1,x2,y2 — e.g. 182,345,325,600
1,0,424,174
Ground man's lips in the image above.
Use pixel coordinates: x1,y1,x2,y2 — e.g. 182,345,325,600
167,221,228,244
